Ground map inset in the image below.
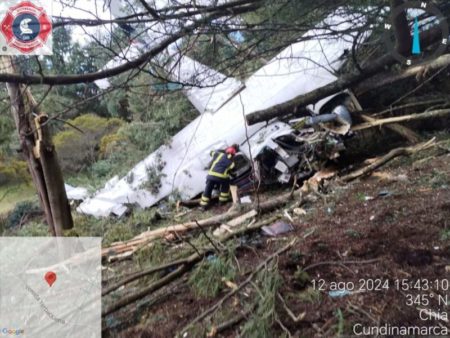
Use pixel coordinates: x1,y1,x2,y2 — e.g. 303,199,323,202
0,237,101,337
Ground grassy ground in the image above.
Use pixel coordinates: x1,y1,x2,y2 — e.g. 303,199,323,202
0,183,36,215
103,133,450,337
2,132,449,337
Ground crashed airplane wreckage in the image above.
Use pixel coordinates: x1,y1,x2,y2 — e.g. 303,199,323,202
76,9,368,217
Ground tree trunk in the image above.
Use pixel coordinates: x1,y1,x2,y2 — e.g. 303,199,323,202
391,0,412,57
355,54,450,95
245,26,442,126
0,56,73,235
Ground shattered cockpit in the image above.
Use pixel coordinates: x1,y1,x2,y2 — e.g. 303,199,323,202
230,115,349,196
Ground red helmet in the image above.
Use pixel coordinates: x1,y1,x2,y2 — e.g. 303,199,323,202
225,146,237,156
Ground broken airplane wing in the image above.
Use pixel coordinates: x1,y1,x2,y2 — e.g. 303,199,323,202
77,9,368,217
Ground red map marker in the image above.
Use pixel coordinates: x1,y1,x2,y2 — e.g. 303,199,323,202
44,271,57,287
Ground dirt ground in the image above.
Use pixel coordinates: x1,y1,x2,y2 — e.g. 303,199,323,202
106,146,450,338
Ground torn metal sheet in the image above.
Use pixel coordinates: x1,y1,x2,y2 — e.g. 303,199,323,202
262,221,294,237
64,184,88,201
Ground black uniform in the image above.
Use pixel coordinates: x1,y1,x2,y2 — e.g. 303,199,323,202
200,150,235,207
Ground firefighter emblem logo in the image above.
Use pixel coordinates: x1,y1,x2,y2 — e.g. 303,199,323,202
1,1,52,54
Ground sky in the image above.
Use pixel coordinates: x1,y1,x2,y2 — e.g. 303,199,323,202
52,0,115,44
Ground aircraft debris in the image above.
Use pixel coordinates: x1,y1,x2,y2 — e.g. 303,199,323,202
261,221,294,237
74,9,369,217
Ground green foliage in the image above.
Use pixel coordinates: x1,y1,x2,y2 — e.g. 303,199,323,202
141,153,167,195
0,214,6,234
131,208,161,226
0,184,36,215
117,122,169,152
89,160,114,178
103,222,135,245
293,268,310,288
135,240,167,269
0,159,30,184
69,214,135,246
0,115,14,146
15,221,49,236
335,308,346,336
429,169,449,189
68,209,162,246
240,261,281,337
99,133,125,157
58,74,198,187
53,114,124,173
345,229,362,239
5,201,40,229
297,287,322,303
189,250,236,298
441,228,450,242
7,27,109,119
68,214,108,237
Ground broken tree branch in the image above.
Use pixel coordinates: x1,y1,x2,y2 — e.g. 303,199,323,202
102,263,193,317
303,258,382,272
179,239,296,335
352,109,450,131
360,114,422,144
341,138,436,182
211,307,253,336
103,215,284,316
372,98,448,118
348,91,421,143
102,215,279,297
103,187,306,260
277,292,306,323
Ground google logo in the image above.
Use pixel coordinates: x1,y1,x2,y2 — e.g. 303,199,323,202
1,328,24,336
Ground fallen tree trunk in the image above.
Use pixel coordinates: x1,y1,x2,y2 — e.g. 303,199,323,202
179,239,296,335
103,215,284,315
245,26,442,126
103,188,305,260
102,207,253,260
355,54,450,95
102,263,192,316
102,215,279,297
246,53,396,125
341,138,436,182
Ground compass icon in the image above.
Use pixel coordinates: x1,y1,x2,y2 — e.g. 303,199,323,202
384,1,449,66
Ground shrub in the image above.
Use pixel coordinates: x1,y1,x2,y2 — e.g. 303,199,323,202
117,122,170,152
140,153,167,195
99,133,125,158
189,249,236,298
103,222,134,245
240,262,281,338
15,221,49,236
6,201,40,229
53,114,124,173
0,159,30,184
90,160,113,178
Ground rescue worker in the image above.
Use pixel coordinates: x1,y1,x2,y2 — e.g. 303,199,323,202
200,144,239,209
